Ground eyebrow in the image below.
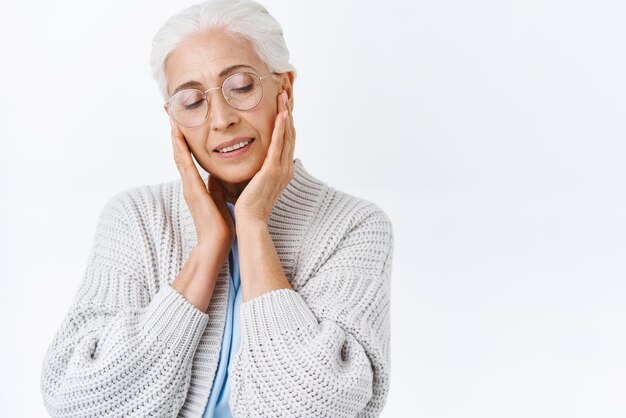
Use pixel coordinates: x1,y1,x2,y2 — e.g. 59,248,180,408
171,64,257,96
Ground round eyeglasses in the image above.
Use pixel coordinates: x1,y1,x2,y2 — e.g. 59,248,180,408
165,71,279,128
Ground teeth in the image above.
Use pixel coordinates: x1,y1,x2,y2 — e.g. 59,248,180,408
218,139,251,153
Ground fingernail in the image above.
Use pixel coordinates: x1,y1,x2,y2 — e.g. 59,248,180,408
281,91,288,105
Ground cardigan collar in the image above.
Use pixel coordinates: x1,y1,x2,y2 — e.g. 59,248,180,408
180,157,327,262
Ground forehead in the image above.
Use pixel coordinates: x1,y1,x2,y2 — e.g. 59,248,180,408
164,29,264,94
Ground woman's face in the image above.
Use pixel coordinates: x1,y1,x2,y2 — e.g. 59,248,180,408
163,28,293,185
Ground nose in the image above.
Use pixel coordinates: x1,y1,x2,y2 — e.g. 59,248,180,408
207,89,239,131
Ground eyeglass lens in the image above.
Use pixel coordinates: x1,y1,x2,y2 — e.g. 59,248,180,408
169,72,263,127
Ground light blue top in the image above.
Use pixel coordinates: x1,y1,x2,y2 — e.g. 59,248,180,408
202,202,242,418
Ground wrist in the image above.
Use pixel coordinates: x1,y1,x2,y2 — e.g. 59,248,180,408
194,240,231,258
235,216,268,235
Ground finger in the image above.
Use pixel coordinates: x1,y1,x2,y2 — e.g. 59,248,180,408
286,95,295,140
277,90,291,162
282,101,295,166
280,106,290,164
266,97,288,167
170,117,207,198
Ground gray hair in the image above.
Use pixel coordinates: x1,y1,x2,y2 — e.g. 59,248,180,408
150,0,297,101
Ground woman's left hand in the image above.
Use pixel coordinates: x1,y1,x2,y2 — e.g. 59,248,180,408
234,89,295,224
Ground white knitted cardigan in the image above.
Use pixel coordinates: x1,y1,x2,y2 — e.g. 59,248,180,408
40,158,394,417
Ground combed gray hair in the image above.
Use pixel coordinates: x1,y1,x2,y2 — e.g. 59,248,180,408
150,0,297,102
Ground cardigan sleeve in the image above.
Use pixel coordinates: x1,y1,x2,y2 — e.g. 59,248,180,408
40,191,209,417
230,202,394,418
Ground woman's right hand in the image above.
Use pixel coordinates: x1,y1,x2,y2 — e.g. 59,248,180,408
169,116,235,253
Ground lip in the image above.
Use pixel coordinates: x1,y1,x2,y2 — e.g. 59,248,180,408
213,137,255,152
214,138,255,159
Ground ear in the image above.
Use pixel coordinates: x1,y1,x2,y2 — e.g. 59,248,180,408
280,71,295,112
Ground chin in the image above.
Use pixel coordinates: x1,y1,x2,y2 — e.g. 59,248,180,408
209,163,260,184
199,148,267,183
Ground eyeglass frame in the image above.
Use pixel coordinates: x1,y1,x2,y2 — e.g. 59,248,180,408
164,71,281,128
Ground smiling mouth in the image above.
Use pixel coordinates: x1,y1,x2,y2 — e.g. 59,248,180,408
214,138,255,153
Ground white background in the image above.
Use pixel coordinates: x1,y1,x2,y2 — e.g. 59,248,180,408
1,0,625,416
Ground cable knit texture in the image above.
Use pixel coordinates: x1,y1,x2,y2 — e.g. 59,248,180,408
40,158,394,417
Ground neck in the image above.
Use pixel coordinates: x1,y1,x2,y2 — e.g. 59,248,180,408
222,179,250,204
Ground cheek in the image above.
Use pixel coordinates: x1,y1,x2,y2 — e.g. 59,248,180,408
260,114,277,147
259,91,279,125
180,127,209,155
249,106,278,145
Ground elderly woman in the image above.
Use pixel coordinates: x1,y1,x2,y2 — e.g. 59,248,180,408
40,0,394,416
